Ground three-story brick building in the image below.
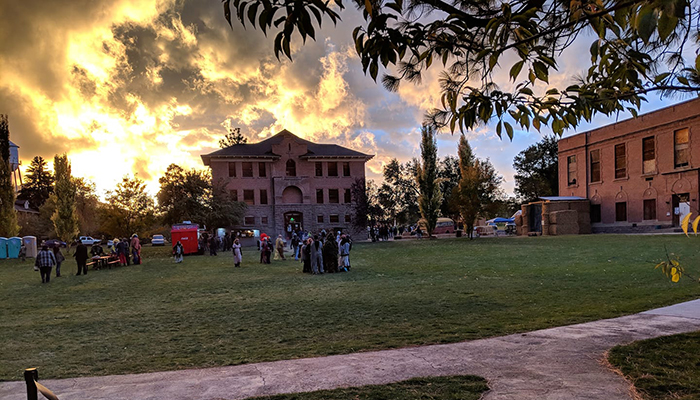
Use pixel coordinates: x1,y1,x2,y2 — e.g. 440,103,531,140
558,98,700,232
201,129,373,237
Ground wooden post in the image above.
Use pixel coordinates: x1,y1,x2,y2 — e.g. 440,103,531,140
24,368,38,400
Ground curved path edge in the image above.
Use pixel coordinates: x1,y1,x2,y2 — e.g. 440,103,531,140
2,299,700,400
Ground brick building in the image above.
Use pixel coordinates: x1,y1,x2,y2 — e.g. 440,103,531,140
558,98,700,232
201,129,373,237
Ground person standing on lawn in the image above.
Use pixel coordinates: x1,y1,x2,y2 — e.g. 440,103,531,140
130,234,142,264
115,238,127,265
232,238,242,268
339,235,351,272
275,234,286,260
74,242,89,275
173,241,184,263
209,234,218,256
37,245,56,283
53,246,65,277
301,237,311,273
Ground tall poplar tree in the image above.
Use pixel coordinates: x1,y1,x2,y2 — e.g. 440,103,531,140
19,156,54,208
51,154,79,242
0,115,19,237
415,125,442,237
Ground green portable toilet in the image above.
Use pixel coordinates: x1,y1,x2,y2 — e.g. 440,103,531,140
0,238,7,259
23,236,37,258
7,237,21,258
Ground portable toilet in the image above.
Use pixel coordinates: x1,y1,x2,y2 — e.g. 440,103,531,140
0,237,7,259
171,223,200,255
7,237,21,258
22,236,37,258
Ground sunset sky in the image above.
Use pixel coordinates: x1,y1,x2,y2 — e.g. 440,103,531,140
0,0,683,199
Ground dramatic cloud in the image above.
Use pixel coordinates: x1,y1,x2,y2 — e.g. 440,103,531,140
0,0,677,200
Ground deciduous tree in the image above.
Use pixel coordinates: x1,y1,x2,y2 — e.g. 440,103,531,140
416,125,443,236
51,154,79,243
453,135,502,238
513,136,559,202
102,176,156,238
224,0,700,137
0,115,18,237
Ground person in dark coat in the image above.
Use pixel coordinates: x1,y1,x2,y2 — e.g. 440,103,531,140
302,238,312,273
209,234,218,256
322,232,338,273
53,246,65,277
74,242,89,275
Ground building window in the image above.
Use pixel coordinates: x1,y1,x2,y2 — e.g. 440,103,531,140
342,162,350,176
317,215,324,223
615,202,627,222
259,162,266,177
242,162,253,177
344,188,351,203
262,216,269,225
260,189,268,205
243,190,255,205
244,216,255,225
329,189,339,203
590,204,601,223
644,199,656,220
675,128,690,168
286,159,297,177
330,214,340,223
230,190,238,201
228,162,237,177
328,162,338,177
344,214,351,223
614,144,626,179
567,155,577,185
315,162,323,177
316,189,324,204
590,150,601,183
642,137,655,174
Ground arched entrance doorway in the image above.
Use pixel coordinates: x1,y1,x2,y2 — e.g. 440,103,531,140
284,211,303,238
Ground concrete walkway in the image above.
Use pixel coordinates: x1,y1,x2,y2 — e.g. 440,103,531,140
2,299,700,400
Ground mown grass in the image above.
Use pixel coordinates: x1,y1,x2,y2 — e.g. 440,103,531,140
1,234,698,380
608,331,700,400
247,375,489,400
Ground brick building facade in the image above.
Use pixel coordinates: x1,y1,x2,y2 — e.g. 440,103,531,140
201,130,373,237
558,98,700,232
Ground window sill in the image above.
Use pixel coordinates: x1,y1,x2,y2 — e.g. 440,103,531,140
641,172,658,177
589,180,603,185
613,176,629,182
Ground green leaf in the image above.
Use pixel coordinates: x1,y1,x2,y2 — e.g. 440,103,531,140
653,72,670,84
504,122,514,140
678,76,689,85
488,53,498,71
696,54,700,73
636,5,657,44
533,61,548,83
509,60,524,81
496,121,502,137
369,60,378,81
657,13,678,41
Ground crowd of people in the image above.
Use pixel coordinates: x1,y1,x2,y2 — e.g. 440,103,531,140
33,234,143,283
368,224,422,241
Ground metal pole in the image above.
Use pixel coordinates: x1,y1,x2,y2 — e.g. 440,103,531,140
24,368,38,400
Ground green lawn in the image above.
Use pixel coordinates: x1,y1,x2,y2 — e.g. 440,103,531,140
608,331,700,400
246,375,488,400
1,235,698,381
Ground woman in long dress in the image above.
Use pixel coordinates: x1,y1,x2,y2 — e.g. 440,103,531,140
232,238,242,268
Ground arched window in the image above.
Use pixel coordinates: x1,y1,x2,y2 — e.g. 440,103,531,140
286,159,296,177
282,186,303,204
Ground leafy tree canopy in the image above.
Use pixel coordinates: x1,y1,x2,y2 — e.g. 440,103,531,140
225,0,700,137
513,135,559,202
102,175,156,238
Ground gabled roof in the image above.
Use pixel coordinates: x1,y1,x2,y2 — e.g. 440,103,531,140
201,130,373,165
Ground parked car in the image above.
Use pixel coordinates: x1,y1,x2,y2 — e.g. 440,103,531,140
79,236,101,245
151,234,166,246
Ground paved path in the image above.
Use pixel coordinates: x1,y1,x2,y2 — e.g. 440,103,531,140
2,299,700,400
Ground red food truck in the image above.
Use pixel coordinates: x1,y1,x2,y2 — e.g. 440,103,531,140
171,222,200,255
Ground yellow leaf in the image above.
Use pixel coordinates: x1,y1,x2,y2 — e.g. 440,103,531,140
654,262,665,270
681,212,692,236
671,267,677,275
692,216,700,235
364,0,372,14
671,259,680,267
672,273,680,282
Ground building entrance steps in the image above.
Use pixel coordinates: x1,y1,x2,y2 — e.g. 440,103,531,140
2,299,699,400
